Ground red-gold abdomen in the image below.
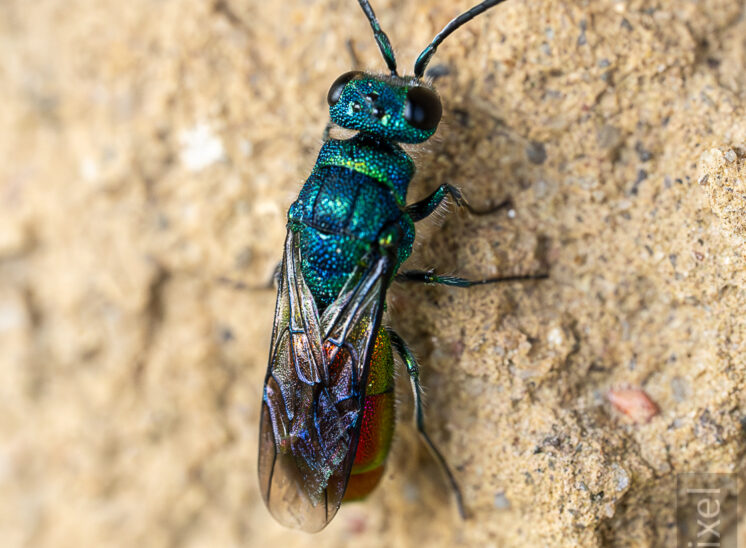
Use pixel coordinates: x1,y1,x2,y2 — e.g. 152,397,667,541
343,327,395,501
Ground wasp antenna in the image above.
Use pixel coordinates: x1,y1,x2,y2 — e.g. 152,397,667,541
414,0,509,79
356,0,398,75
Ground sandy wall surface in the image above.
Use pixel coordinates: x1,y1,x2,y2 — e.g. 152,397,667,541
0,0,744,546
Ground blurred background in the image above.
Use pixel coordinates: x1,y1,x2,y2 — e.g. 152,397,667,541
0,0,744,546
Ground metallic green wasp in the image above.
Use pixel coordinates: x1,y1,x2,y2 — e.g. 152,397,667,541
258,0,542,532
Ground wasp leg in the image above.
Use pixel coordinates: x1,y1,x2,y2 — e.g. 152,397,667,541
387,327,467,520
217,261,282,291
395,269,548,287
270,261,282,288
322,121,334,142
406,184,462,222
406,184,513,221
462,197,513,216
346,38,361,69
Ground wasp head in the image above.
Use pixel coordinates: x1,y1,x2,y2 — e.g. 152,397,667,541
327,71,442,144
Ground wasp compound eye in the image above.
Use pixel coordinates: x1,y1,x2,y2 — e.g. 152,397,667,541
327,71,365,106
403,86,442,131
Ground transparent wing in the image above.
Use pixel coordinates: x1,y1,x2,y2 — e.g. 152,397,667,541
258,229,391,532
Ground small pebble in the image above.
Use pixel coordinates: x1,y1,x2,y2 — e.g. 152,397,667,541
670,376,688,402
607,387,660,423
611,463,630,492
526,141,547,164
494,491,511,509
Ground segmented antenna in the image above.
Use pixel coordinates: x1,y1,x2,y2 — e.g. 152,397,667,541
357,0,398,75
414,0,509,78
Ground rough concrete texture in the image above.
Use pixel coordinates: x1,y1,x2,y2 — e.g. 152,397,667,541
0,0,744,546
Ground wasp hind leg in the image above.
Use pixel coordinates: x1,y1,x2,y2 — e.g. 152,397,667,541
217,261,282,291
395,269,548,287
387,327,467,519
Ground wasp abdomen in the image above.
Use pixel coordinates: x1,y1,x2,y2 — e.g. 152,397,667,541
343,326,395,501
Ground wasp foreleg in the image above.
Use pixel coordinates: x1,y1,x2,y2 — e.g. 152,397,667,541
387,327,467,519
322,122,335,142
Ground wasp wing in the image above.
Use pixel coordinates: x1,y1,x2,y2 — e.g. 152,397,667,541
258,229,391,532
